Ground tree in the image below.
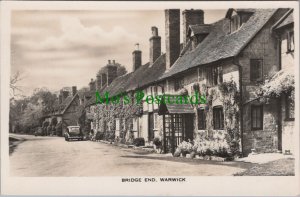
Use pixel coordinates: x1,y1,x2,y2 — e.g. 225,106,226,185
97,62,127,77
9,88,58,134
10,71,24,97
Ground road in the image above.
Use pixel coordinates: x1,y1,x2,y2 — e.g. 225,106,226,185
9,134,253,176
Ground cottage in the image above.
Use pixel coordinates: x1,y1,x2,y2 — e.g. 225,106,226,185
86,8,295,157
43,86,82,136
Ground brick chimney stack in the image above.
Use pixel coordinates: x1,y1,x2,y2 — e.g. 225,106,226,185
58,94,62,104
182,9,204,47
96,74,101,90
72,86,77,96
132,43,142,71
89,78,96,91
59,89,69,103
149,26,161,65
165,9,180,69
101,73,107,88
107,64,118,85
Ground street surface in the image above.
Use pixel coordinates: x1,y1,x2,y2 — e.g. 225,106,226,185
9,134,253,176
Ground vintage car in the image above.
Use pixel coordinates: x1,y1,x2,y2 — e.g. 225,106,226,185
34,127,44,136
64,126,83,141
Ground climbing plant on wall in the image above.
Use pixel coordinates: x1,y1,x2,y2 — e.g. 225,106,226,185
93,92,143,143
218,79,240,156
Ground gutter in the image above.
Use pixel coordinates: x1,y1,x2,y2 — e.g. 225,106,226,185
271,8,293,31
233,57,244,157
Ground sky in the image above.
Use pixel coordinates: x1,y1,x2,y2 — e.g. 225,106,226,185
11,9,226,97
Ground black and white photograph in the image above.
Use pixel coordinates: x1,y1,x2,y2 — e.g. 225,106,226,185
1,1,299,196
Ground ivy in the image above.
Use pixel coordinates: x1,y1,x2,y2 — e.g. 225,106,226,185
218,79,240,156
257,69,294,98
92,93,143,143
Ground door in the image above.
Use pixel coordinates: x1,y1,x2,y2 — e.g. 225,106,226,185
184,114,194,142
163,114,184,154
148,112,154,141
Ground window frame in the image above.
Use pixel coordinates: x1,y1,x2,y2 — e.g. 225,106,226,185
251,105,263,130
174,77,184,91
213,106,224,130
207,66,223,86
197,108,206,130
250,59,264,83
287,31,294,53
153,113,158,129
285,91,295,121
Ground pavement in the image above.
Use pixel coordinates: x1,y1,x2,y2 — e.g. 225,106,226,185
9,134,255,177
236,152,294,164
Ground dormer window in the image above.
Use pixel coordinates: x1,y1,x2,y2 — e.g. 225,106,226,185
230,12,241,33
227,9,254,33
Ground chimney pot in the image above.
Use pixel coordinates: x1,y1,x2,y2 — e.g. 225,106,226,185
135,43,140,51
151,26,159,36
89,78,96,91
112,60,115,64
108,60,111,64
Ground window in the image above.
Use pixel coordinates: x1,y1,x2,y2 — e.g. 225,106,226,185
230,14,241,33
250,59,263,82
153,86,158,96
198,68,205,81
197,108,206,130
285,91,295,120
174,77,184,91
206,67,213,86
129,118,133,130
207,66,223,86
251,105,263,130
213,66,223,85
213,106,224,130
192,83,200,94
115,118,120,131
153,113,158,129
287,31,294,52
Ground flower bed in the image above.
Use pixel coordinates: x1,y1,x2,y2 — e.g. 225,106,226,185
174,138,233,160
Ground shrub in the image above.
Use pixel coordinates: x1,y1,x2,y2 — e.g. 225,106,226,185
95,132,104,140
133,138,145,147
192,137,230,158
120,138,126,144
109,133,115,141
177,141,193,153
153,137,162,147
104,132,115,141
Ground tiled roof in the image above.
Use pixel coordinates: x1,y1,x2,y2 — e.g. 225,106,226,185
86,54,166,106
275,10,293,30
189,24,211,35
52,94,76,115
160,9,277,79
158,102,195,115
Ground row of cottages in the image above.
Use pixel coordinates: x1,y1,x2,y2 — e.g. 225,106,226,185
43,60,124,136
43,86,82,136
86,8,295,156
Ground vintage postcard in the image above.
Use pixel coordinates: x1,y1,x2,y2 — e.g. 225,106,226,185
1,1,299,196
